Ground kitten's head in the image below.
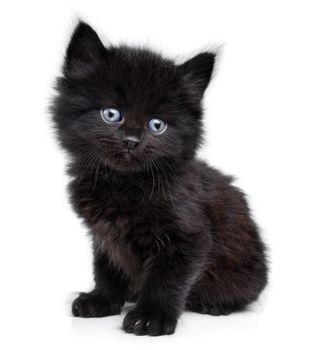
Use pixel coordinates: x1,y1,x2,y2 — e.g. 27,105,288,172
52,22,215,173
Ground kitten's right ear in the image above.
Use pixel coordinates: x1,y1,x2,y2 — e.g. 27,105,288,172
64,21,107,76
178,52,216,99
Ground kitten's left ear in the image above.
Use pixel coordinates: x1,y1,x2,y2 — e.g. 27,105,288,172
179,52,216,98
64,21,107,76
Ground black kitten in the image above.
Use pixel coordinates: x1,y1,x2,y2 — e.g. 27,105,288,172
52,22,268,336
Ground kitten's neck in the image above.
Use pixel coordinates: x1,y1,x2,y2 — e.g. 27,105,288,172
69,156,188,188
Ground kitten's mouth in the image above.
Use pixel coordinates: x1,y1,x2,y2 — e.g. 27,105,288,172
107,151,141,172
119,150,136,160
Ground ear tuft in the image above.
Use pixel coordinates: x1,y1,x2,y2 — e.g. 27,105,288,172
64,21,107,76
179,52,216,98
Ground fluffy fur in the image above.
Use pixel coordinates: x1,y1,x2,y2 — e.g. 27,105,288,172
52,21,268,336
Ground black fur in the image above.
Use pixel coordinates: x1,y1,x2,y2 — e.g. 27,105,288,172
52,21,268,336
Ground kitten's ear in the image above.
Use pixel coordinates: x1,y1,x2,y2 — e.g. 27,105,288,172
179,52,216,98
64,21,107,76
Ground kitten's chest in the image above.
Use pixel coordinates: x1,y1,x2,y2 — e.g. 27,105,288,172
92,215,147,280
71,174,153,224
70,172,168,274
92,209,154,292
73,179,156,277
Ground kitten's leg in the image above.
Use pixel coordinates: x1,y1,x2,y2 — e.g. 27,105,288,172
72,250,128,318
122,244,204,336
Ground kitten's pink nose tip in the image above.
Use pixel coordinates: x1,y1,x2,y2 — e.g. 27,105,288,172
123,136,140,150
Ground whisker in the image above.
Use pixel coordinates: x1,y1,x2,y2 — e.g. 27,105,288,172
147,160,156,199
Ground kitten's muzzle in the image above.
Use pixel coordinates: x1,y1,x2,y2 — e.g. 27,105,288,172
123,136,140,150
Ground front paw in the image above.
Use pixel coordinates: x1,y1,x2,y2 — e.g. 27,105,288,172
122,308,177,336
72,292,122,318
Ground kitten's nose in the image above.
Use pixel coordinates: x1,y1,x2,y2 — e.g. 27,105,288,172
123,136,140,150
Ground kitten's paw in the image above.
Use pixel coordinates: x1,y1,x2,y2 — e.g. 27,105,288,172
72,292,122,318
122,308,177,336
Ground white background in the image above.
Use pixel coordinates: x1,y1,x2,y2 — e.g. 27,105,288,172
0,0,309,349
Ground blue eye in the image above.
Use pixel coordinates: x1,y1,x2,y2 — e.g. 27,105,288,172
101,108,122,123
147,118,167,134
